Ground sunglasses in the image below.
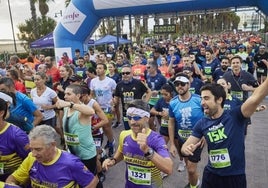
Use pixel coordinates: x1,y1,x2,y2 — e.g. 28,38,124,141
126,115,142,121
122,72,131,75
146,66,151,69
174,82,187,87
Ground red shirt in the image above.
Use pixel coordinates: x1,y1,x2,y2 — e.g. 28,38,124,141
14,80,26,94
47,66,60,83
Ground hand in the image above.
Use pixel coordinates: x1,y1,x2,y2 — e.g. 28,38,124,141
161,110,169,118
57,85,63,91
182,142,201,156
256,104,267,112
169,144,177,158
102,158,115,171
241,84,252,91
137,128,149,153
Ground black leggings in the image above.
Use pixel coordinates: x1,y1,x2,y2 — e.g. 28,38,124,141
81,156,103,188
81,156,98,175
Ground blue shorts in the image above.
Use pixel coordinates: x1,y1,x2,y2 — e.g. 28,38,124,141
201,167,246,188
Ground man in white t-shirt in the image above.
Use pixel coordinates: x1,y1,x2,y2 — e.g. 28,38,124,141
90,63,116,157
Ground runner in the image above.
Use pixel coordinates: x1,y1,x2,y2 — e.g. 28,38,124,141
6,125,98,187
102,99,173,188
181,77,268,188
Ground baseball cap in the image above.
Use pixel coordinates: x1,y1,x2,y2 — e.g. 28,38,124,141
173,75,190,83
239,45,245,49
259,44,266,48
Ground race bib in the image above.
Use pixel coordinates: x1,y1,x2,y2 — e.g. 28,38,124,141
178,129,192,140
0,163,4,174
94,138,102,147
204,66,212,74
128,165,151,185
257,68,265,73
64,132,80,146
161,119,168,127
231,91,243,101
209,148,231,168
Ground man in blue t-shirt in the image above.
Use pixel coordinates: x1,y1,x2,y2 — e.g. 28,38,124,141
168,73,204,188
181,79,268,188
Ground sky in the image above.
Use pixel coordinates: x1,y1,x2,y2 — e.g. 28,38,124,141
0,0,66,40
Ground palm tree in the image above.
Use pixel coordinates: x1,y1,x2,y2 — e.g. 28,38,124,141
29,0,38,38
65,0,71,7
38,0,50,16
29,0,52,39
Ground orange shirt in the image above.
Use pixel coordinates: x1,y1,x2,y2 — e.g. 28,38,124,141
159,65,171,79
132,64,146,81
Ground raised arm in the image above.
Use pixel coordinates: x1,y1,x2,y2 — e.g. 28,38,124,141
241,77,268,118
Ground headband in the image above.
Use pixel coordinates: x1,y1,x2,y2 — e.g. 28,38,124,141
126,107,150,118
0,92,13,104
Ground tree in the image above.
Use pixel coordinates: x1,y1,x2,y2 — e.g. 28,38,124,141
65,0,71,7
17,16,56,51
29,0,38,39
98,18,117,36
38,0,50,16
243,21,248,31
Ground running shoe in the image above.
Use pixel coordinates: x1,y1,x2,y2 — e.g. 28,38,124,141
112,122,121,128
177,160,186,172
160,172,168,179
98,171,106,183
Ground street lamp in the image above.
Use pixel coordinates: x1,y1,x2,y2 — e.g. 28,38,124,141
7,0,17,53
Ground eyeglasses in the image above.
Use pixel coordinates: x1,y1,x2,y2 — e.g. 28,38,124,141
126,115,142,121
174,82,187,87
122,72,131,75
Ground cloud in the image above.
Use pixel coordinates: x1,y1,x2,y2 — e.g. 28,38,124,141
0,0,65,39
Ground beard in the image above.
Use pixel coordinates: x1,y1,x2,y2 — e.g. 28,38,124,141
205,106,219,118
179,89,188,97
221,65,228,71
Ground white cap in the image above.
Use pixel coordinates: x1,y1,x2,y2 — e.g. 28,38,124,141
107,54,112,58
174,76,189,83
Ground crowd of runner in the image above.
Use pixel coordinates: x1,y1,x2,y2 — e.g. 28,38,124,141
0,31,267,188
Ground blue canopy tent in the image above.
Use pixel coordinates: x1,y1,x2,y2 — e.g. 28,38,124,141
30,32,54,49
92,35,131,46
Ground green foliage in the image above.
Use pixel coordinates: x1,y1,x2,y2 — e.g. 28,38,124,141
98,18,117,36
17,16,56,51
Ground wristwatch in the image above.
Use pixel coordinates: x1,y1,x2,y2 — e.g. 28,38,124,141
70,102,74,108
144,148,154,159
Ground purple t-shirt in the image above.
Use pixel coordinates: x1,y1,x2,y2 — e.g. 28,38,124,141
12,150,95,187
119,130,169,188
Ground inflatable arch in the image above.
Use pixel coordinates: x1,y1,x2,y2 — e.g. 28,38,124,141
53,0,268,59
